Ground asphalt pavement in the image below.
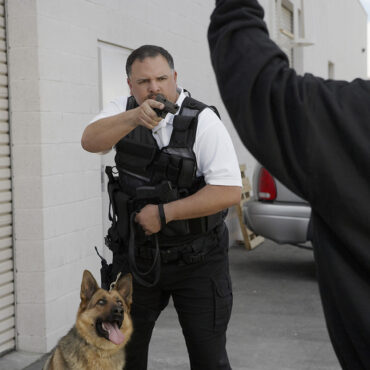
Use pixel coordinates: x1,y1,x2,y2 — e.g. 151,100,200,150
24,239,340,370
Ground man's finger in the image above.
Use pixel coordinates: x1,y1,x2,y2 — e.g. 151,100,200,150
141,104,156,119
136,100,160,122
141,104,162,124
139,114,156,130
147,99,165,110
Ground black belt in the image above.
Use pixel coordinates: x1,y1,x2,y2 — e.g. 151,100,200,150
128,215,224,287
135,228,220,265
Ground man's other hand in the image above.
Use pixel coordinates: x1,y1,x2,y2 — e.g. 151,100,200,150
135,204,162,235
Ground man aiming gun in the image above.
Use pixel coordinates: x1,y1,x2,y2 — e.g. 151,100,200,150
82,45,242,370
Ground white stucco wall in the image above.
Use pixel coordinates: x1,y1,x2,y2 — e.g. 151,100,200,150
301,0,367,79
5,0,367,353
7,0,229,353
228,0,367,185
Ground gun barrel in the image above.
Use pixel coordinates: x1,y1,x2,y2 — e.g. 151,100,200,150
155,94,179,117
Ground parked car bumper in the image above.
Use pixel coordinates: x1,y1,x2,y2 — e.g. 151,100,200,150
243,200,311,245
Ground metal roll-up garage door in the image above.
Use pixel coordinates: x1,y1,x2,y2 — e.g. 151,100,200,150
0,0,14,355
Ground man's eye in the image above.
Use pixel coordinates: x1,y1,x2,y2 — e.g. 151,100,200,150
97,299,106,305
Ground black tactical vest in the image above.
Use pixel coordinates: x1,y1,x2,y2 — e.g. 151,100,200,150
112,94,224,246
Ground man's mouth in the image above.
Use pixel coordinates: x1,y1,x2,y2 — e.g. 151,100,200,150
148,93,164,100
96,317,125,345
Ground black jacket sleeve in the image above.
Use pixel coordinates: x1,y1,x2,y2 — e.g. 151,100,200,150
208,0,370,212
209,4,370,367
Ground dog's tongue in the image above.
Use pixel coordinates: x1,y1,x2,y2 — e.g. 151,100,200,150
102,322,125,345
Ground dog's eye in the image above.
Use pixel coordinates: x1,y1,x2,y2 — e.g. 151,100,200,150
97,299,106,305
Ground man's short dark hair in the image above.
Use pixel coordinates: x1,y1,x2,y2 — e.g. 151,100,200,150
126,45,174,77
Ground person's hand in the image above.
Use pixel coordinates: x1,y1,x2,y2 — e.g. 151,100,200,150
134,99,164,130
135,204,161,235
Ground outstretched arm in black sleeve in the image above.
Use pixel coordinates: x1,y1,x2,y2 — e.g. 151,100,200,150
209,2,370,370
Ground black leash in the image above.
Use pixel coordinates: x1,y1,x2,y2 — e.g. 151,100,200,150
128,212,161,287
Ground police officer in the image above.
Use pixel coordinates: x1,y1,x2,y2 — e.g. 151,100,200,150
82,45,242,370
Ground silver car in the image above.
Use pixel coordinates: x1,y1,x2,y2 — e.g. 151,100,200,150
243,164,311,246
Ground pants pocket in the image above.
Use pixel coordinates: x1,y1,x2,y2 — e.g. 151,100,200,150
212,274,233,332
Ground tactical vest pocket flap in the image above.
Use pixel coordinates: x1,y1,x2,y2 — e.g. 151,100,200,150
161,220,190,237
116,141,157,172
178,158,196,188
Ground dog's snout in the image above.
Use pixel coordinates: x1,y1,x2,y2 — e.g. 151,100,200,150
113,305,123,316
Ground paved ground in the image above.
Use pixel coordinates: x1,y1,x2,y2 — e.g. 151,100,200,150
13,240,340,370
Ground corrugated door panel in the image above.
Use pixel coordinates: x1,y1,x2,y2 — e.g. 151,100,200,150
0,270,12,286
0,111,8,122
0,0,14,355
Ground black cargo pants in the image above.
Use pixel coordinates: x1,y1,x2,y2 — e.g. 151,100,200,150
124,224,233,370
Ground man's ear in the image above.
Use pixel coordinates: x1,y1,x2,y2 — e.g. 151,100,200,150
115,273,133,309
80,270,99,305
127,77,133,96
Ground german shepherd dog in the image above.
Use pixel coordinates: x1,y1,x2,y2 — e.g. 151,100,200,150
43,270,133,370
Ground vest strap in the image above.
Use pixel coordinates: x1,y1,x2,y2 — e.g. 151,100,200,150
170,115,195,147
126,95,139,110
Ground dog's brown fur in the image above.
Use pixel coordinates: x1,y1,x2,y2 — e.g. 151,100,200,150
43,270,133,370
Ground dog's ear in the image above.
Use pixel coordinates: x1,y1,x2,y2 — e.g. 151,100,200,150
80,270,99,305
115,273,133,309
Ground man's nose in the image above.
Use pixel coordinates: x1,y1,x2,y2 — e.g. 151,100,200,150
148,80,160,93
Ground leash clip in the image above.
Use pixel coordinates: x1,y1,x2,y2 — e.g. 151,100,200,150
109,272,122,291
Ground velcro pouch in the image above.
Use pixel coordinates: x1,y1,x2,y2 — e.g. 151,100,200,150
161,220,190,237
115,140,157,175
177,158,196,188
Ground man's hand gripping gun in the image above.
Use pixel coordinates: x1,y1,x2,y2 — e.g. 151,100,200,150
154,94,179,118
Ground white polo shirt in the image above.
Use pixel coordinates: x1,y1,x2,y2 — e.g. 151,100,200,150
90,90,242,187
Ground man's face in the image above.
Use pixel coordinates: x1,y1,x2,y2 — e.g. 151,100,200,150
127,55,178,105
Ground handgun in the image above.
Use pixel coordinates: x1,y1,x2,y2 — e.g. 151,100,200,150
154,94,179,118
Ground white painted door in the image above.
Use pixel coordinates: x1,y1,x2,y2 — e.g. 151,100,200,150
97,42,132,261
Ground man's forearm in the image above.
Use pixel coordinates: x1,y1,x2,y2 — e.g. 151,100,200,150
164,184,241,223
135,184,241,235
82,99,164,153
81,110,137,153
